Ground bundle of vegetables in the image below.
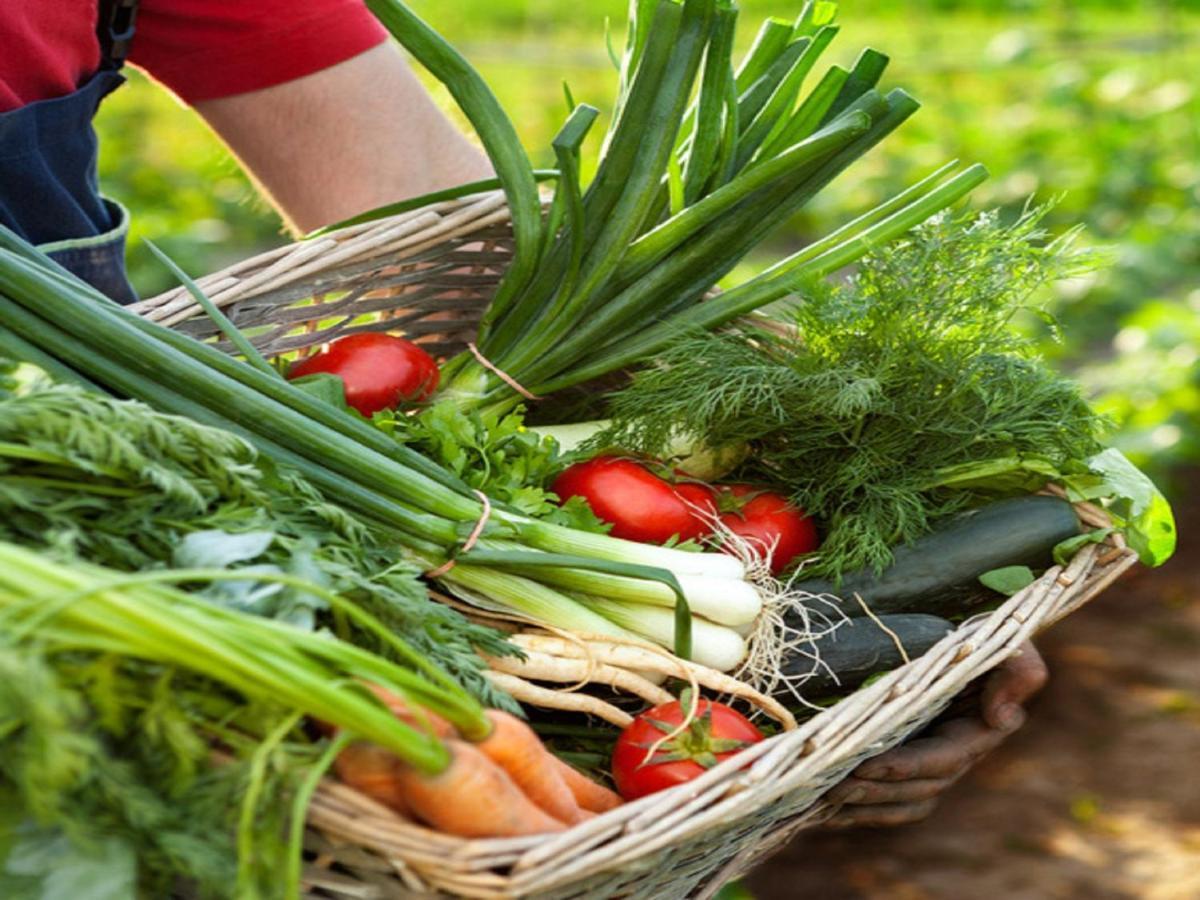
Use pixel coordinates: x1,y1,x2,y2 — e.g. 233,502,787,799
595,208,1177,580
359,0,987,415
531,211,1176,702
0,361,512,706
0,234,765,672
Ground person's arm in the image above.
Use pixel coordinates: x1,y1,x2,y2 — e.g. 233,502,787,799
823,641,1049,827
193,42,492,235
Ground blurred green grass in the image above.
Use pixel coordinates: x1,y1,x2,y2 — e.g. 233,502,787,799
94,0,1200,486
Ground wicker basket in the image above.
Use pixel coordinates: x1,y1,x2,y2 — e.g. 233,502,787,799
136,192,1140,900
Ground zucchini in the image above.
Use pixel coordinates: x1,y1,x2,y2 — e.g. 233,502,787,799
790,495,1080,620
780,613,954,697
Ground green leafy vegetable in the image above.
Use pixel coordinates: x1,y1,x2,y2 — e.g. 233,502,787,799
1052,528,1115,567
1061,449,1177,566
1,818,137,900
0,647,277,897
385,402,610,533
978,565,1036,596
0,368,516,707
603,206,1110,578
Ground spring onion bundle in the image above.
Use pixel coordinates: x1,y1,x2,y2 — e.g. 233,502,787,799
362,0,987,415
0,234,756,670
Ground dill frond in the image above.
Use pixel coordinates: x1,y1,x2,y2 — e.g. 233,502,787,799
604,206,1107,578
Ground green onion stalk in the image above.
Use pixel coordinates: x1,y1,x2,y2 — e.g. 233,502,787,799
0,541,483,769
0,235,757,671
357,0,988,416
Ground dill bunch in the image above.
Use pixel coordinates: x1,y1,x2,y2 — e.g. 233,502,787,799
603,207,1107,578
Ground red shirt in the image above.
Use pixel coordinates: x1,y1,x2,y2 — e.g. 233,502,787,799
0,0,388,112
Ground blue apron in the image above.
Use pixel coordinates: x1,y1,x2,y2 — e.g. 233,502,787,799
0,2,138,303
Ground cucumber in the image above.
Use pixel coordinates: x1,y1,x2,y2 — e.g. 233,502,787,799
790,495,1080,620
780,613,954,697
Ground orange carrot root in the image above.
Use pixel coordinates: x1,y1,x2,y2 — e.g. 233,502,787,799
395,740,568,837
366,684,456,738
549,756,623,813
475,710,590,825
333,742,411,818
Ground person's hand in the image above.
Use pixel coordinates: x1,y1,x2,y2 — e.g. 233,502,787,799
823,640,1049,828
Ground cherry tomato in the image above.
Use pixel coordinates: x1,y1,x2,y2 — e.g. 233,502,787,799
551,457,712,544
611,697,764,800
287,333,439,416
717,485,819,575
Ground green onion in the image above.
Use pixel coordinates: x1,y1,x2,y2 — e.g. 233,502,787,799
364,0,542,316
0,542,469,771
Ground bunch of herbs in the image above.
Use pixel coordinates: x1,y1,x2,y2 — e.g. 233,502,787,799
0,365,515,708
601,207,1112,578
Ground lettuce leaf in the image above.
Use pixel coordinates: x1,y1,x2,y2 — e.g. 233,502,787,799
1061,449,1177,567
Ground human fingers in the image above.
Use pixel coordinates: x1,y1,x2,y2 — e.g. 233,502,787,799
826,774,956,806
981,641,1048,732
852,716,1013,782
825,798,939,828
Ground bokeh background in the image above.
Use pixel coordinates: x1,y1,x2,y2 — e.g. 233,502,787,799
94,1,1199,896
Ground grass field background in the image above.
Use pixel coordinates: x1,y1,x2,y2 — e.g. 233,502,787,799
93,0,1200,485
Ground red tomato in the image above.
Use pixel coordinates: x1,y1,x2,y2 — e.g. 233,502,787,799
717,485,819,575
287,333,439,416
674,480,718,535
611,698,764,800
552,457,712,543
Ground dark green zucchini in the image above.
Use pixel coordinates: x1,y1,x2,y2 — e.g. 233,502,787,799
779,613,954,698
789,495,1080,621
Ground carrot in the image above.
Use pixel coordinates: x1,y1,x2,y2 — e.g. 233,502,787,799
333,742,411,817
394,739,567,837
365,683,455,738
474,710,590,825
549,756,623,813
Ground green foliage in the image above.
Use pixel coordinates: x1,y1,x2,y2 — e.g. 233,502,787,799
978,565,1036,597
603,209,1108,577
0,646,307,898
391,402,611,533
1059,448,1177,565
0,817,136,900
1079,298,1200,468
0,371,515,708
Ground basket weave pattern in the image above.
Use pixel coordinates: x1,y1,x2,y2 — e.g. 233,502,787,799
142,197,1140,899
132,193,513,362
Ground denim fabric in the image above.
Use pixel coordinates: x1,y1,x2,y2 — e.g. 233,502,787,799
42,199,137,305
0,69,137,303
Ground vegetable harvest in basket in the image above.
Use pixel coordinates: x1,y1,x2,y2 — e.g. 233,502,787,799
0,0,1182,893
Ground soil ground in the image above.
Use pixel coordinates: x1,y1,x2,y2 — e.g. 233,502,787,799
751,476,1200,900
